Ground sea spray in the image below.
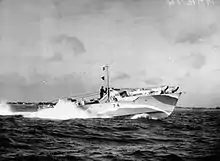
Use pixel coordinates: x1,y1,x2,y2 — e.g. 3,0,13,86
26,99,93,120
130,113,150,119
0,100,13,115
1,99,157,120
130,113,158,120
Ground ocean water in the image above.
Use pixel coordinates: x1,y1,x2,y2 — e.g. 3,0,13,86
0,101,220,161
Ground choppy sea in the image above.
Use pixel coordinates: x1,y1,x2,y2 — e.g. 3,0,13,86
0,101,220,161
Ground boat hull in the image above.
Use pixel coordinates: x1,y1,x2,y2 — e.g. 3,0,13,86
86,93,181,119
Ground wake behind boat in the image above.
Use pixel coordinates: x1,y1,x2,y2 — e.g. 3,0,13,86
61,65,182,120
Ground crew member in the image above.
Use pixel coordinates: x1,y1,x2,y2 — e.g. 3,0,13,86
100,86,105,99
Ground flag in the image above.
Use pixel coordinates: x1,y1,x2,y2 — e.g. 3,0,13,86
103,65,108,71
101,76,105,80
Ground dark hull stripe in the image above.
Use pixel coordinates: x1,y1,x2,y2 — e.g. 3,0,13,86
152,95,178,106
134,94,179,106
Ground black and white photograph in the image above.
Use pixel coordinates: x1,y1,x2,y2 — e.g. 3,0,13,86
0,0,219,160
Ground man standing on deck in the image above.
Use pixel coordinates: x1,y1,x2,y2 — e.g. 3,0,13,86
100,86,106,99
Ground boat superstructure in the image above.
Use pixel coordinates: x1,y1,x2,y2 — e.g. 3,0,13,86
64,65,182,119
83,87,181,119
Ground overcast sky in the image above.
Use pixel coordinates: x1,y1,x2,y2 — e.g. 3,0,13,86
0,0,220,107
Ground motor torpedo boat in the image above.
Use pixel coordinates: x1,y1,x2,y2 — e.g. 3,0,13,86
65,65,182,120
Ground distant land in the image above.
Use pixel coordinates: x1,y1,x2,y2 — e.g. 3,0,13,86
176,106,220,110
7,101,56,106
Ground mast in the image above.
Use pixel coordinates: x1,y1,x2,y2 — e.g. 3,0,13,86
107,67,110,102
106,65,110,102
101,65,110,102
103,65,110,102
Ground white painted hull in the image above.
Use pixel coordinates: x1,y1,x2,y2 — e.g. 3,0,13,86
85,93,181,119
